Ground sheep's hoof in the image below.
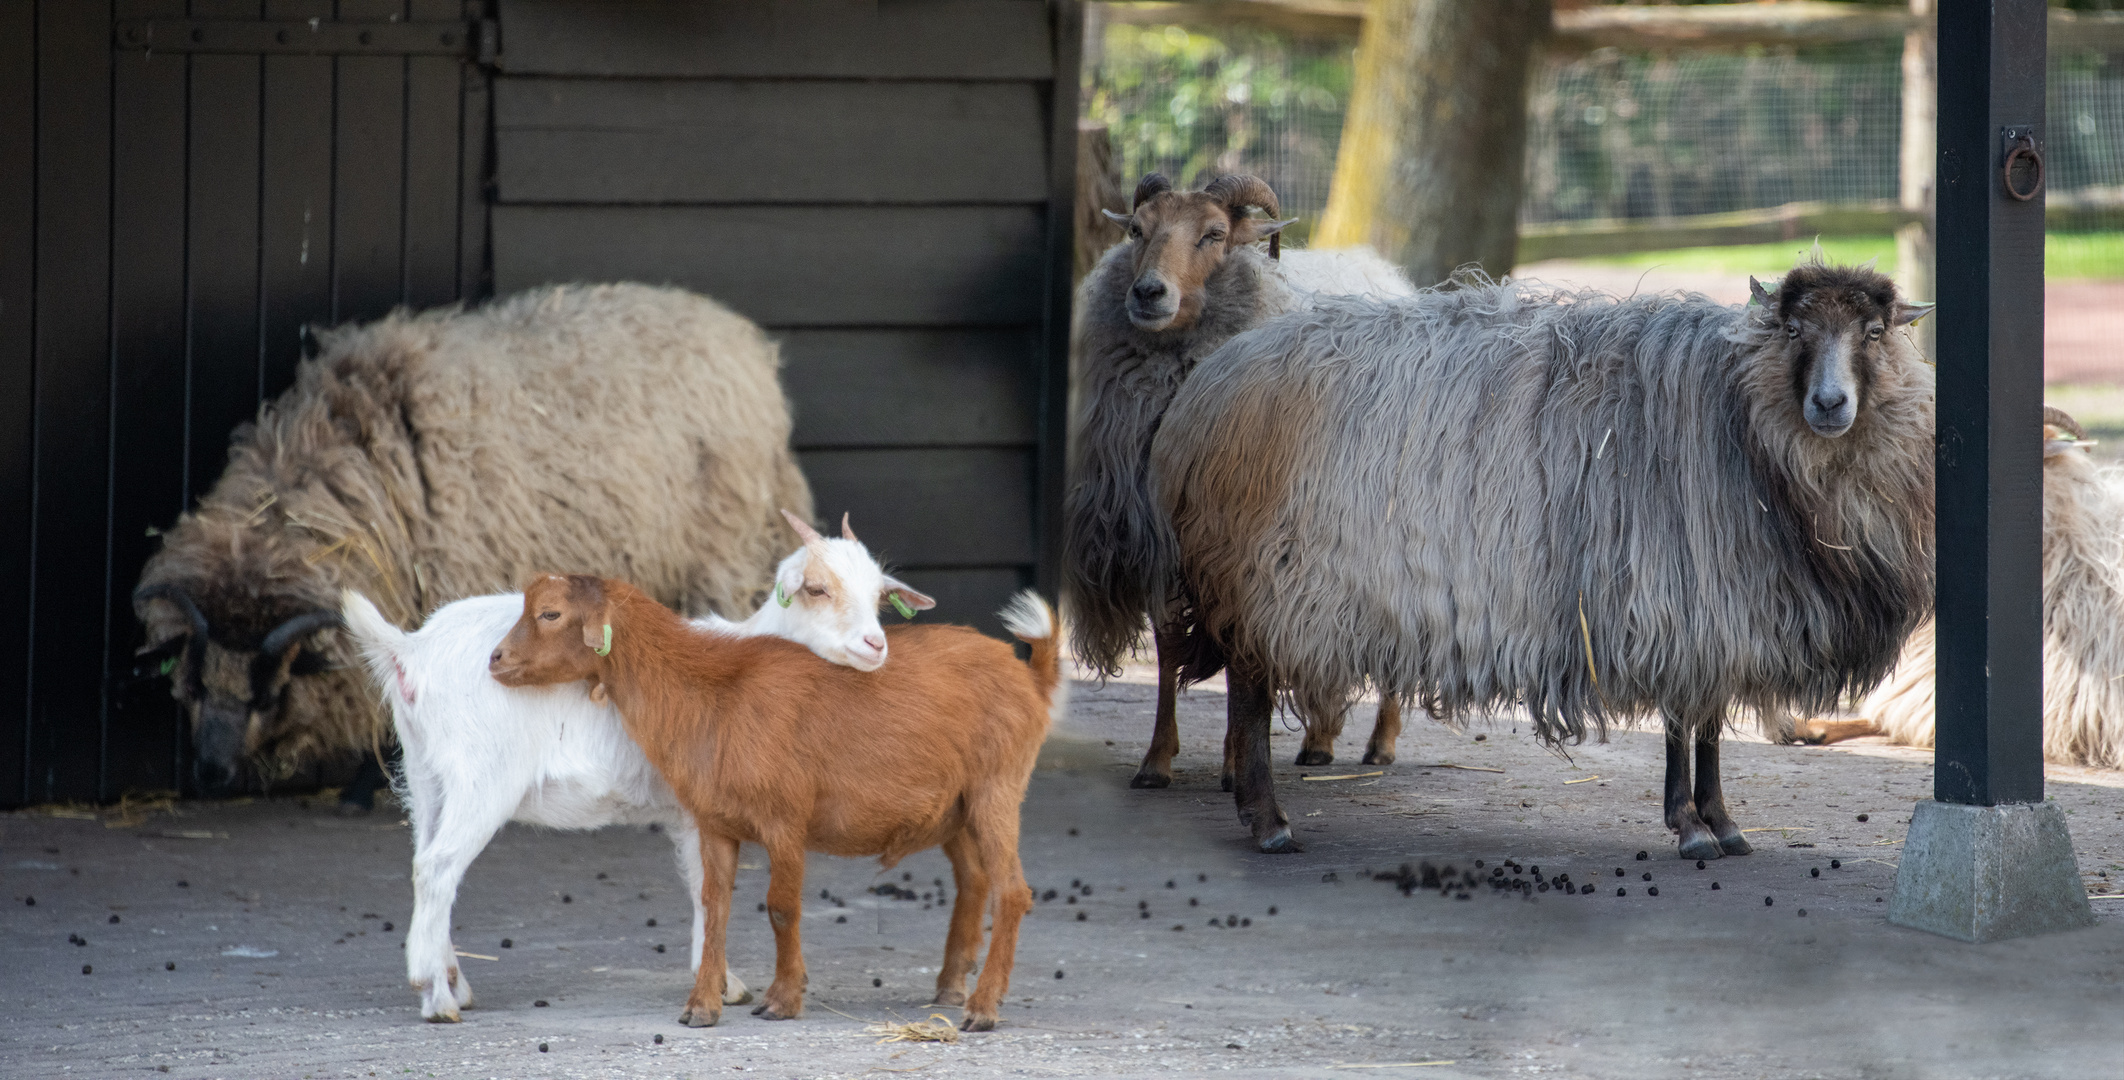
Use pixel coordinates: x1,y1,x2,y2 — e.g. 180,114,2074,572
1717,832,1754,856
1294,748,1334,766
1677,834,1725,862
1128,770,1172,790
932,989,967,1007
960,1009,998,1032
1220,773,1235,793
676,1005,720,1028
1255,825,1303,854
335,799,372,818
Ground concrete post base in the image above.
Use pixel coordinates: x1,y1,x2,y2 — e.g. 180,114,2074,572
1888,800,2095,943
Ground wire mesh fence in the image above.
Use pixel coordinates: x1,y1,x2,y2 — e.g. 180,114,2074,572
1081,18,2124,234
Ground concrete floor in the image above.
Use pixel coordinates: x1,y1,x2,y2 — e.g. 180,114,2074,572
6,676,2123,1080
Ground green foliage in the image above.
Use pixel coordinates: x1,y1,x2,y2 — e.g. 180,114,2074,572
1578,231,2124,280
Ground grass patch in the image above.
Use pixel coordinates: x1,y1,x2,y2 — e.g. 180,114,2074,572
1577,232,2124,281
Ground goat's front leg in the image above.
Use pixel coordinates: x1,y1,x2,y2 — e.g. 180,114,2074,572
1662,711,1723,862
1789,716,1882,745
1131,625,1186,788
750,836,810,1021
1361,694,1403,766
934,830,991,1008
1228,670,1300,853
677,829,739,1028
664,817,751,1004
1694,727,1752,855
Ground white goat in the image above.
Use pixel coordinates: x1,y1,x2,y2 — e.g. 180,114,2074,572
342,516,929,1022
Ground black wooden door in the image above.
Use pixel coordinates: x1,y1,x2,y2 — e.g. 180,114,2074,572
0,2,490,806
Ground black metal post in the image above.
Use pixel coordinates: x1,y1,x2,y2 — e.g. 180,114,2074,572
1932,0,2046,807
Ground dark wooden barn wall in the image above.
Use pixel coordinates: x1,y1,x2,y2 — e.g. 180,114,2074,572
487,0,1081,637
2,0,489,807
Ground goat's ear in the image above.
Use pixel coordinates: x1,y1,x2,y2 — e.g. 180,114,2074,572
882,576,936,616
1893,300,1935,326
1233,216,1298,247
1748,276,1771,307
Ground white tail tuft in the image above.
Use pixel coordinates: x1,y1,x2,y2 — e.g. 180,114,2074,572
998,590,1055,642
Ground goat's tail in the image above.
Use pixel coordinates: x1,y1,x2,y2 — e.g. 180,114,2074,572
338,589,409,702
1000,590,1066,719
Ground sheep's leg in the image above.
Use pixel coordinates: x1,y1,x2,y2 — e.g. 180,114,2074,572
934,830,990,1009
1220,724,1236,793
1228,672,1301,854
677,829,739,1028
404,783,509,1022
663,816,751,1005
1662,716,1724,862
1131,627,1186,789
749,836,810,1021
960,793,1033,1032
1361,695,1403,766
1295,701,1344,767
1694,729,1752,856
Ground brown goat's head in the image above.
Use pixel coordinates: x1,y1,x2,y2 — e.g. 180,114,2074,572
490,574,609,690
1102,173,1296,332
134,581,340,791
1750,263,1933,438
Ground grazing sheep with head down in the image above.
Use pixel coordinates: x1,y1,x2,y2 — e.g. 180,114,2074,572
1140,262,1936,855
1065,172,1415,788
133,283,812,804
1792,406,2124,767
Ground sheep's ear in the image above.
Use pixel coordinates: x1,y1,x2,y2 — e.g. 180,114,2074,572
1102,209,1132,228
1234,216,1298,247
1893,300,1934,326
1748,276,1771,307
882,576,936,617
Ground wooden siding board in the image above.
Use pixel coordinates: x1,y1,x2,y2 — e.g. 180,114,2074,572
106,25,193,797
494,79,1048,205
799,448,1034,568
403,54,464,308
780,329,1038,449
1033,1,1083,598
330,51,408,323
185,51,265,506
496,0,1052,80
258,0,335,398
491,206,1046,327
0,0,35,805
458,53,490,301
30,0,116,803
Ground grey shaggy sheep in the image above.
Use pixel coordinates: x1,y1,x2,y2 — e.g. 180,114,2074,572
1792,407,2124,767
134,283,813,796
1064,173,1412,788
1143,263,1935,855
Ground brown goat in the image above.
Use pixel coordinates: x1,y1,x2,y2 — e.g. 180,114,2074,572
489,575,1061,1031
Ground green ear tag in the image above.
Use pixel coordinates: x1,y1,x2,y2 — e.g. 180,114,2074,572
889,593,917,620
595,624,612,657
158,656,177,676
775,582,793,608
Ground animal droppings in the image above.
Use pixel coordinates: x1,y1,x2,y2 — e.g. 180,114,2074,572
1641,873,1651,881
1765,896,1774,907
22,897,32,907
904,873,913,882
1069,828,1079,836
1811,867,1821,877
82,965,91,975
1140,911,1150,919
653,1034,663,1045
69,934,86,946
1648,886,1659,896
539,1043,549,1053
836,915,847,923
646,917,657,927
1082,885,1094,896
1077,911,1087,921
1139,900,1149,910
501,938,513,948
1042,889,1058,902
1616,888,1627,897
1198,873,1208,882
561,894,571,904
874,978,883,987
1696,860,1706,870
596,872,607,880
1615,868,1624,877
1798,908,1808,917
1636,851,1648,861
1831,859,1842,869
1242,918,1252,926
1474,734,1487,741
1857,813,1870,822
1055,970,1065,979
1172,924,1185,931
535,1000,548,1007
656,943,668,951
1711,883,1721,890
1876,896,1884,903
1166,880,1176,889
382,921,393,931
1267,906,1277,915
176,880,187,888
821,889,831,899
1189,898,1199,907
758,902,767,912
108,914,120,924
1072,879,1082,888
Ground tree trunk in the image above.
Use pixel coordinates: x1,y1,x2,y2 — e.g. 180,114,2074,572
1314,0,1551,287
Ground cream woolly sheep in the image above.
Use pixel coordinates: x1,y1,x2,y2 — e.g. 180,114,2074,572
133,283,811,805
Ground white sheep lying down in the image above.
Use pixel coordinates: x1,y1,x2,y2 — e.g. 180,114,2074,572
343,518,932,1022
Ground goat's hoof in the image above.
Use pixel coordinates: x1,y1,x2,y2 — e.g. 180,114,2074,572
422,1011,461,1024
1360,749,1396,766
750,1000,802,1021
676,1006,720,1028
723,986,754,1006
1294,748,1333,766
960,1010,998,1032
1677,835,1725,862
932,989,967,1007
1717,832,1754,856
1128,771,1171,790
1255,825,1303,854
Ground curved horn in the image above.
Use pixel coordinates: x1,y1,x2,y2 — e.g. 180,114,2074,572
135,583,209,640
259,610,341,662
840,512,858,543
2044,405,2087,441
1131,172,1172,210
1200,173,1280,218
780,508,825,546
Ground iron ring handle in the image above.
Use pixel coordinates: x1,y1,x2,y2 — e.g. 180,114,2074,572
2002,134,2043,202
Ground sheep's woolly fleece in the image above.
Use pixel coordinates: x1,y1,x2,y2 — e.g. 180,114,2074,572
135,282,812,775
1151,267,1935,742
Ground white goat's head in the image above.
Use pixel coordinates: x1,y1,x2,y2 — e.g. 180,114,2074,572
772,509,934,672
1750,263,1933,438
